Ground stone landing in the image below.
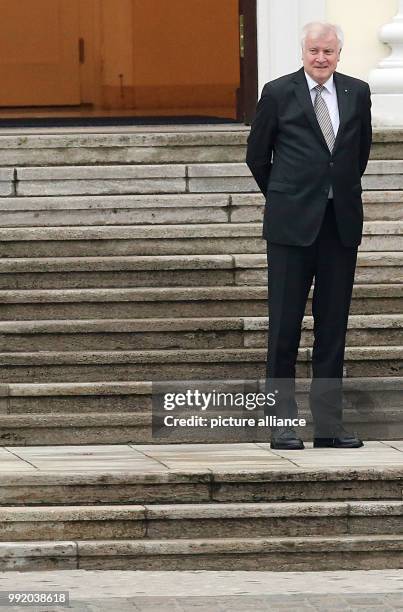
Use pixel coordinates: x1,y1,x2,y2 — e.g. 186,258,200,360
0,441,401,572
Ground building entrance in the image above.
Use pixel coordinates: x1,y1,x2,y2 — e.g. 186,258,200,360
0,0,256,122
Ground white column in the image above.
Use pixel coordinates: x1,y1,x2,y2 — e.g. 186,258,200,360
256,0,326,95
369,0,403,126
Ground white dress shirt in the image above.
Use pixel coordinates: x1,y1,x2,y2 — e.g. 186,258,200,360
304,71,340,198
304,71,340,136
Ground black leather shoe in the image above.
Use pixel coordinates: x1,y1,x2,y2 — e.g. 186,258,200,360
271,427,305,450
313,429,363,448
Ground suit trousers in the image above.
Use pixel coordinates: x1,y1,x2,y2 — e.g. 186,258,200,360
265,199,358,435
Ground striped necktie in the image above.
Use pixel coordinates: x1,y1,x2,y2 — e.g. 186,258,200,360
313,85,335,152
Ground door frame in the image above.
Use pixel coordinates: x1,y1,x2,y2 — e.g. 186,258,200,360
237,0,258,124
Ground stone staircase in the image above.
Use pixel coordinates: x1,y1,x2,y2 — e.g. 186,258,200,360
0,127,401,444
0,127,401,573
0,441,401,571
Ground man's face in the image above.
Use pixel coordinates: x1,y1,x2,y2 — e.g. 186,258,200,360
302,32,340,84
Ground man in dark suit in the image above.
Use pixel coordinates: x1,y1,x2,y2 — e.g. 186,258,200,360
246,22,372,450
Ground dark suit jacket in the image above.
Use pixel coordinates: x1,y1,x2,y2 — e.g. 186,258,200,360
246,67,372,247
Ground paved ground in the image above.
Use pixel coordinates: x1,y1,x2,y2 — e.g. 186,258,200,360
0,443,401,609
0,440,402,474
0,570,402,611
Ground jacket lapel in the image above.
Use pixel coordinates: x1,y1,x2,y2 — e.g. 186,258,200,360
332,72,350,154
292,67,329,152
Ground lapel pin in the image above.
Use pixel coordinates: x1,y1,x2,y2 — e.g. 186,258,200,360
345,89,348,93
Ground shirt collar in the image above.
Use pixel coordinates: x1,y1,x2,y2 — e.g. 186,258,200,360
304,71,334,94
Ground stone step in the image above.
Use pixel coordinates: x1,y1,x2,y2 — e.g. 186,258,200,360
16,165,189,197
0,254,239,290
0,315,401,352
231,192,403,223
0,192,402,228
0,223,400,258
9,160,403,197
0,347,309,382
0,128,399,168
0,346,400,383
244,314,403,347
241,253,403,286
2,377,401,415
1,533,403,571
0,130,249,167
1,381,153,415
0,169,15,197
0,285,400,320
5,532,403,572
0,253,401,289
0,194,233,227
0,461,401,506
185,160,403,193
0,223,264,258
0,413,151,445
0,377,400,443
0,406,401,445
0,501,401,542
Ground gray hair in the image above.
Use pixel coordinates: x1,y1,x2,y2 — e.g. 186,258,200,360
301,22,344,51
